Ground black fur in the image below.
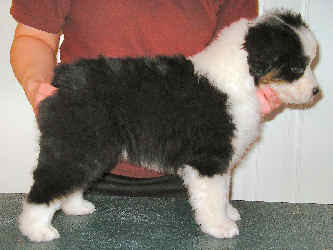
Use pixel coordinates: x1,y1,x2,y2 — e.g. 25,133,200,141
28,56,235,204
276,10,308,28
244,12,309,85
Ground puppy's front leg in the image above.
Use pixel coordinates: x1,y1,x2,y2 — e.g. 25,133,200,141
180,165,239,238
225,173,241,221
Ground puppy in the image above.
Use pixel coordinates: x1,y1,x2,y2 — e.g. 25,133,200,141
19,10,319,242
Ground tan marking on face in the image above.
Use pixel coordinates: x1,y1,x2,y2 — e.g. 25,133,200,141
258,70,284,85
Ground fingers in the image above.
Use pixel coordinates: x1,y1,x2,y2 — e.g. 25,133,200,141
37,83,58,96
33,83,58,116
262,86,281,108
257,86,281,117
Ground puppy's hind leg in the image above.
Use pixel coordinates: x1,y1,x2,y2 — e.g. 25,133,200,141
19,198,61,242
19,160,103,242
19,138,117,242
180,165,239,238
18,158,91,242
61,148,121,216
61,190,96,216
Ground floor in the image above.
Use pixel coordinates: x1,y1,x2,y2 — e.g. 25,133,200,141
0,193,331,250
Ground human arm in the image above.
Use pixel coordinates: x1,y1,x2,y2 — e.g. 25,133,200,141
10,23,60,115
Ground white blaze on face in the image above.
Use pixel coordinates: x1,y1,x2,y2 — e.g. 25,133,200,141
272,67,318,104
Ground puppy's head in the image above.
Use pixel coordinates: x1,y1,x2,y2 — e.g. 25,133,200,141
244,10,319,105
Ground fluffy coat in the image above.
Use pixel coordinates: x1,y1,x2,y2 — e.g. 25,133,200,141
18,10,319,242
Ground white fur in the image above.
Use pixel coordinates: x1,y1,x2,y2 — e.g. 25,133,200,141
19,190,95,242
271,66,318,104
19,12,319,242
19,200,61,242
260,13,319,104
190,19,261,166
271,25,318,105
180,166,239,238
122,149,167,174
185,14,318,239
61,190,96,215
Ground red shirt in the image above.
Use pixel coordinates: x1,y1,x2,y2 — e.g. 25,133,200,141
11,0,257,63
11,0,257,177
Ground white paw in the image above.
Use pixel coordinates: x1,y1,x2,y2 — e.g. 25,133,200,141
201,219,239,238
62,199,96,216
227,204,241,221
19,223,60,242
19,201,61,242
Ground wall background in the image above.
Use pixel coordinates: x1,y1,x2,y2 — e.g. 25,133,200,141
1,0,332,203
232,0,333,204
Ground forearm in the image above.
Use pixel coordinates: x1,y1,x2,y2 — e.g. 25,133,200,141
10,35,58,95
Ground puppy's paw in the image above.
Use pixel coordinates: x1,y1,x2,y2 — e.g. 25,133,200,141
19,200,61,242
62,199,96,216
227,204,241,221
19,223,60,242
201,219,239,239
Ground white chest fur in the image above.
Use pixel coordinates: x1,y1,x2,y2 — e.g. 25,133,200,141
190,19,261,165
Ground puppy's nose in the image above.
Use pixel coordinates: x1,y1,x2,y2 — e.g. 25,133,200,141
312,87,320,96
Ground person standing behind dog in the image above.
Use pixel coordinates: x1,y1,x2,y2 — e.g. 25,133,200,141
10,0,281,179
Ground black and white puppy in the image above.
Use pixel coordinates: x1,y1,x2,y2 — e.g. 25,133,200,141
19,10,319,242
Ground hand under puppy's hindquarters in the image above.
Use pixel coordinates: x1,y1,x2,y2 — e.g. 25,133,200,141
256,86,282,117
32,83,58,116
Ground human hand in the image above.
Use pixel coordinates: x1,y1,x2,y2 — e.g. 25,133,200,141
256,86,282,117
25,81,58,116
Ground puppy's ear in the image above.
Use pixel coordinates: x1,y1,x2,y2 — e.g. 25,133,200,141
248,58,274,84
244,24,278,84
243,24,277,85
244,12,309,85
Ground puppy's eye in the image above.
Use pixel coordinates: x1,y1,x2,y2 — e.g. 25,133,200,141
290,67,304,74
